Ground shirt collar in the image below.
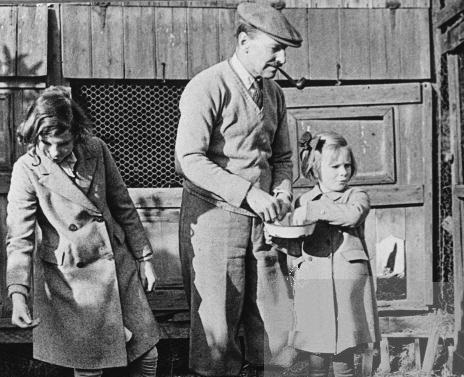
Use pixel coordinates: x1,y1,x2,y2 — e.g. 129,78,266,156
230,53,256,91
59,151,77,176
60,151,77,166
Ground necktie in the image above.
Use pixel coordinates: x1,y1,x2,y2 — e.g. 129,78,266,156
251,78,263,109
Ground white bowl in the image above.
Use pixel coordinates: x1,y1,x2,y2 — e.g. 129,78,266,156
265,222,316,239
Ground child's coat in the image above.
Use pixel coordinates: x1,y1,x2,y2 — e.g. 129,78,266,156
292,185,380,354
6,137,159,369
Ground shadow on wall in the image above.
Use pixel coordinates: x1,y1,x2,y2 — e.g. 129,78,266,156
0,46,43,77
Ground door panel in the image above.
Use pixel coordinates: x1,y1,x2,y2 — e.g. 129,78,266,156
286,83,432,310
288,106,395,187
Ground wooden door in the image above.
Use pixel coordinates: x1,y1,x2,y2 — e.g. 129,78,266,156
285,82,433,311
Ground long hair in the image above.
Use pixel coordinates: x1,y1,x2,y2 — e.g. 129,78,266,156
17,86,92,152
300,131,357,181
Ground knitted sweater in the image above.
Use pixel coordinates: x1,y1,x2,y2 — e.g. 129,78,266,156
175,59,293,208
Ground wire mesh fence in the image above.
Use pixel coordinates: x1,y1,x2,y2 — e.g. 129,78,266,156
72,81,186,189
437,53,454,314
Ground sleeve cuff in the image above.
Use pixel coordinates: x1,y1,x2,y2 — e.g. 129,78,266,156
8,284,29,298
273,188,293,202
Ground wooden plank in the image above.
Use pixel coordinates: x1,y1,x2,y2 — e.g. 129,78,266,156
61,4,91,78
17,5,47,77
0,81,46,89
283,83,421,108
91,5,124,78
0,174,10,194
379,338,391,373
0,196,8,317
0,94,12,171
47,5,65,85
187,7,219,78
437,0,464,27
422,83,433,306
339,9,370,79
442,18,464,54
369,9,400,80
283,8,310,80
13,89,40,161
405,206,425,304
0,0,431,7
422,314,441,373
217,8,235,61
123,5,156,79
155,7,188,80
398,9,430,79
0,6,17,76
448,55,464,354
398,104,423,185
379,312,453,338
455,185,464,199
307,9,339,80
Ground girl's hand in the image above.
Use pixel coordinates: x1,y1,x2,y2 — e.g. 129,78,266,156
138,260,157,292
292,206,308,226
11,293,40,328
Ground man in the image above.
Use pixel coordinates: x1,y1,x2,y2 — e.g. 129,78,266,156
175,2,302,376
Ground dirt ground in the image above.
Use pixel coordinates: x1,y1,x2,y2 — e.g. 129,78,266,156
0,337,451,377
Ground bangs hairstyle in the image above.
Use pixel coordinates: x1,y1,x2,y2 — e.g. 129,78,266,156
17,86,92,150
301,131,357,181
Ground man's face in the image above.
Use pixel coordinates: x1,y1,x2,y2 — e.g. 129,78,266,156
240,31,287,79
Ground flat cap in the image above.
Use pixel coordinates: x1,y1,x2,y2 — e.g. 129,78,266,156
237,2,302,48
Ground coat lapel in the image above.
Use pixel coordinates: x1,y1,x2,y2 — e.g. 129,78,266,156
73,142,98,195
35,146,100,214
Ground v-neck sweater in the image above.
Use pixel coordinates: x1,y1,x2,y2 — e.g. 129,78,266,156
175,59,293,208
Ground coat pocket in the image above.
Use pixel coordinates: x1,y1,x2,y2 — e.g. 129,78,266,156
38,243,65,266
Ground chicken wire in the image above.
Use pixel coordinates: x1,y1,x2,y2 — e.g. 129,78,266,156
72,81,185,188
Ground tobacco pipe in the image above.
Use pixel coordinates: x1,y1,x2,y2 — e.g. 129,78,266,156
277,67,307,90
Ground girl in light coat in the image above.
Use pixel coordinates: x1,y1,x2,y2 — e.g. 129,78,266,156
291,131,380,377
6,86,159,377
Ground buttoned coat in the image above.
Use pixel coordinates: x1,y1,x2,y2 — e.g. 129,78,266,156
6,136,159,369
292,186,380,354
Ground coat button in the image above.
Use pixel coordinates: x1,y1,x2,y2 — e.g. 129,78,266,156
68,224,78,231
95,216,104,223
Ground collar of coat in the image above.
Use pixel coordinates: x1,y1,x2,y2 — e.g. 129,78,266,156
305,184,350,202
26,137,102,215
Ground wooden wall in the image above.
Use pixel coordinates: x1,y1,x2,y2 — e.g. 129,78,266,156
0,0,438,340
59,2,431,81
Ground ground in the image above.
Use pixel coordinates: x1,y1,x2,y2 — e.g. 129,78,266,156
0,337,452,377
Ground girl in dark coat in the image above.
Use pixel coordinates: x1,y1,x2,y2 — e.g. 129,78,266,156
6,86,160,377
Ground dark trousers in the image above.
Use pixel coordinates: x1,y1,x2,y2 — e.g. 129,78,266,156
304,348,355,377
179,190,293,376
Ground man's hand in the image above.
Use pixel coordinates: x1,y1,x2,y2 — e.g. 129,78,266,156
138,259,157,292
11,293,40,329
246,187,282,222
275,193,293,221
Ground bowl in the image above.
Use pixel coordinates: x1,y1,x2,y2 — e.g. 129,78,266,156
264,222,316,239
